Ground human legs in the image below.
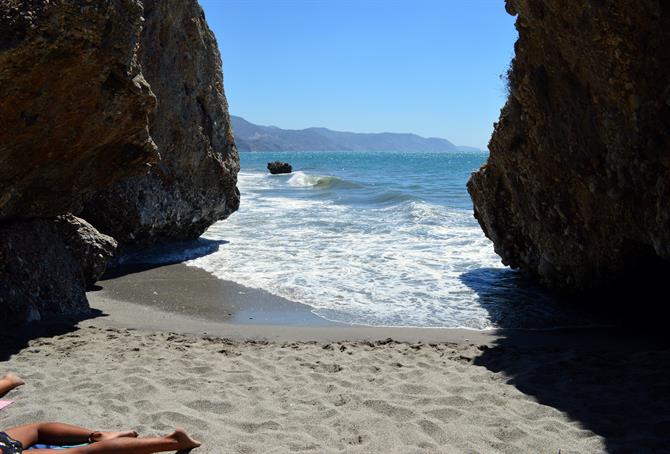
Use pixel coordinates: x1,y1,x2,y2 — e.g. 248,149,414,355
5,422,137,448
0,373,24,397
19,428,201,454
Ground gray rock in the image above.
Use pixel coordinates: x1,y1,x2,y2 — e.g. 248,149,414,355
54,215,118,288
0,0,239,323
0,0,158,220
0,215,117,323
267,161,293,174
82,0,240,247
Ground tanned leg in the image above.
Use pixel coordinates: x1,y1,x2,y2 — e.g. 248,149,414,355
26,428,201,454
5,422,137,448
0,373,24,397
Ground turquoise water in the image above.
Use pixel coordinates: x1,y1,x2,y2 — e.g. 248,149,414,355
244,150,483,210
180,150,587,329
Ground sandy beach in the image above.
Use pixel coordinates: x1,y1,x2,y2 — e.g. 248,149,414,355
1,264,668,453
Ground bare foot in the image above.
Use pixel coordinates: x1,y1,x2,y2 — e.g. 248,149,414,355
2,373,25,389
89,430,139,442
168,428,202,451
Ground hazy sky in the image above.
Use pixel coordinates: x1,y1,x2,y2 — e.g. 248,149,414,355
199,0,517,149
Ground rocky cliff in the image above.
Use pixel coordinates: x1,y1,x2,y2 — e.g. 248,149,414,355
0,0,239,323
82,0,240,247
0,0,157,219
468,0,670,290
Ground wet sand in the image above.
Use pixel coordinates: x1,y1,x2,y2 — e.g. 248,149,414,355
86,263,495,344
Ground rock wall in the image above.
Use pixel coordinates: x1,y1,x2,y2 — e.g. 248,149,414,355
82,0,240,247
0,0,240,323
468,0,670,290
0,0,157,219
0,0,156,323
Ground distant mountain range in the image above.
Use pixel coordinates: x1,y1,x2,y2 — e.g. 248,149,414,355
231,116,482,152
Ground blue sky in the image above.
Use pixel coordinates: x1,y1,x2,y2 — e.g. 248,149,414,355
199,0,517,149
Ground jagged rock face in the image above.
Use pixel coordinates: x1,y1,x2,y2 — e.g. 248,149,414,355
55,215,118,288
468,1,670,290
0,0,158,220
1,0,238,322
0,215,117,323
83,0,240,247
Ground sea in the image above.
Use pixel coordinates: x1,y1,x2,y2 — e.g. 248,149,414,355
134,150,593,330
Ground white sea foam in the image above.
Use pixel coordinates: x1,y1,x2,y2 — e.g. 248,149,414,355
287,171,362,189
185,170,511,329
287,171,322,187
126,155,585,329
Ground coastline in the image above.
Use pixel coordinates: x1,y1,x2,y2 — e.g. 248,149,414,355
86,262,496,344
86,262,629,349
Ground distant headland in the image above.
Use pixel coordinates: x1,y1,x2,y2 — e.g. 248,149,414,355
231,115,482,152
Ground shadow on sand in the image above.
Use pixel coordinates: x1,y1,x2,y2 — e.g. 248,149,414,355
102,238,228,280
0,310,105,362
462,267,670,452
459,267,595,329
2,239,227,361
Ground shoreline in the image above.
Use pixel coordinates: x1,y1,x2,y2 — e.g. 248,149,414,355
86,262,497,344
85,262,641,351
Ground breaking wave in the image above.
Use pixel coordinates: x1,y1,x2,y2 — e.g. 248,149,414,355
287,171,363,190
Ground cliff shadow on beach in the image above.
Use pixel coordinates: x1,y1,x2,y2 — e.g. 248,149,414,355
462,268,670,452
100,238,228,280
1,238,228,362
458,268,596,330
0,311,104,362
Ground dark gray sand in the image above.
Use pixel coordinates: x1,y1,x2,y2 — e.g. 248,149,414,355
92,262,334,326
86,263,660,351
86,263,495,344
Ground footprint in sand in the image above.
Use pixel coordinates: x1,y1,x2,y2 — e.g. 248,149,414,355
363,400,415,420
145,410,210,432
187,366,213,374
417,419,448,444
300,362,343,373
235,420,281,434
185,399,235,415
425,407,463,422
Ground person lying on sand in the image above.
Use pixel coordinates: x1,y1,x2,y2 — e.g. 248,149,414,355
0,423,201,453
0,374,25,398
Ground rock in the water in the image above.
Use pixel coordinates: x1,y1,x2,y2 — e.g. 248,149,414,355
468,0,670,291
82,0,240,247
0,215,117,323
0,0,158,220
267,161,293,174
